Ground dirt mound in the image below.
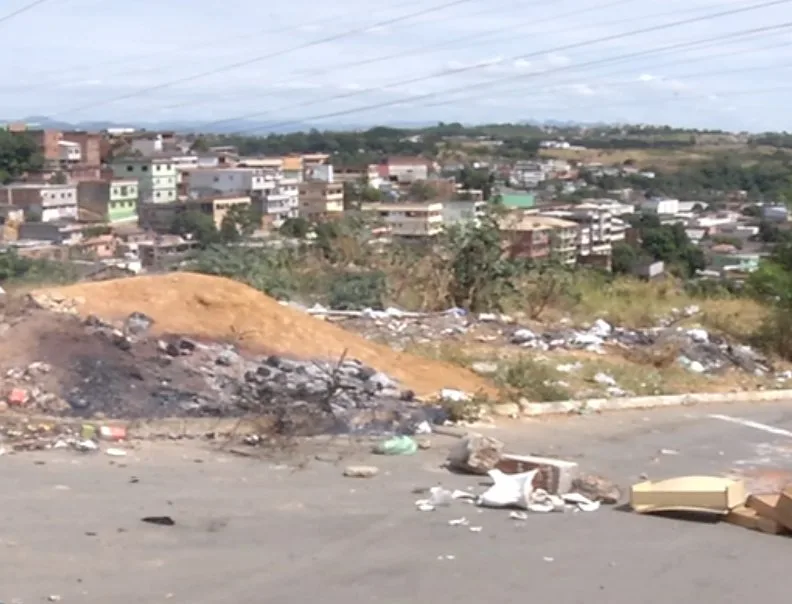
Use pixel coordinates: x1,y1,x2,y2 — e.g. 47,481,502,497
37,273,495,397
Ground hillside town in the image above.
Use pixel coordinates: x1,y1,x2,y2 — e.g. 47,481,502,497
0,124,783,283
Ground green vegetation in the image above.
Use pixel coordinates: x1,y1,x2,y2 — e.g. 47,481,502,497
0,130,43,184
0,250,78,286
612,214,705,278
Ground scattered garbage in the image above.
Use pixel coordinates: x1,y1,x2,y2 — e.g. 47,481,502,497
343,465,379,478
446,434,505,475
478,469,538,509
141,516,175,526
630,476,746,515
105,448,127,457
630,474,792,538
373,435,418,456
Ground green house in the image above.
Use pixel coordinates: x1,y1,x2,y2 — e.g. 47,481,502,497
499,192,536,210
77,179,139,225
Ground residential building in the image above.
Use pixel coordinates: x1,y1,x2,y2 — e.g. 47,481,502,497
443,199,486,226
111,157,177,203
509,161,545,188
282,156,304,182
304,163,334,183
709,248,762,274
261,179,299,226
58,141,81,164
129,134,165,156
188,167,276,198
61,131,102,166
138,236,199,269
138,195,253,232
23,129,62,164
498,214,551,261
17,221,83,244
501,214,579,264
540,206,625,269
762,205,789,223
333,164,383,189
298,181,343,218
372,202,444,238
0,183,78,223
499,191,536,210
384,157,430,183
641,197,679,215
78,179,139,225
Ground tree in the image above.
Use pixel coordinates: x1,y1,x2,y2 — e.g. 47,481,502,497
444,211,519,311
190,136,210,153
220,204,261,240
0,131,43,183
170,211,221,248
280,217,310,239
611,241,639,275
408,181,434,202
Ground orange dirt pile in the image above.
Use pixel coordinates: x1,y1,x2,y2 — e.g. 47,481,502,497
38,273,496,397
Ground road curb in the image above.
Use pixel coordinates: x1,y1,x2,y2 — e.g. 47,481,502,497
519,389,792,417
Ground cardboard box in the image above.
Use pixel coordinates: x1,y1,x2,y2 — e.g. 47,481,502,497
726,505,759,530
725,505,785,534
630,476,747,514
774,487,792,531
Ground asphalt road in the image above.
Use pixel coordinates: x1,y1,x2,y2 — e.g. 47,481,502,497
4,400,792,603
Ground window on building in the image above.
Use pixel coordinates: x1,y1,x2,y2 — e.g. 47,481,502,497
166,164,172,171
155,191,161,198
127,165,133,172
141,165,148,172
120,186,127,196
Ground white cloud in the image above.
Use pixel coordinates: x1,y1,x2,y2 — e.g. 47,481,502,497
2,0,792,130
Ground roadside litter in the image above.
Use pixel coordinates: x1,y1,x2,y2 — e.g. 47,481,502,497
415,432,615,517
629,475,792,537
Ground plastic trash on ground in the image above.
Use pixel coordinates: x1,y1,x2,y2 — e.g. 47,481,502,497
373,435,418,456
477,469,538,509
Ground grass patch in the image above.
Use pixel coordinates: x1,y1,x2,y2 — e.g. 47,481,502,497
566,275,688,328
496,355,572,402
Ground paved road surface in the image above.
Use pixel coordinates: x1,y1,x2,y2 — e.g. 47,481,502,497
4,400,792,603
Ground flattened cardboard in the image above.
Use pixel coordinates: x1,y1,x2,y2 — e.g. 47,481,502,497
630,476,747,514
773,487,792,531
726,505,759,530
747,493,781,522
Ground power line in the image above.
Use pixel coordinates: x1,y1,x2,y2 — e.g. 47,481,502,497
225,0,792,134
159,0,639,115
50,0,478,117
411,22,792,111
0,0,431,91
0,0,52,25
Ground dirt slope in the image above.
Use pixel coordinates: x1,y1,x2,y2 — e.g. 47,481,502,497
38,273,495,397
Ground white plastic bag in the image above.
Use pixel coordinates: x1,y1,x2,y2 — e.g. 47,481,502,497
477,469,538,509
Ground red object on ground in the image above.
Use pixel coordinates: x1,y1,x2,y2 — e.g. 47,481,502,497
7,388,28,406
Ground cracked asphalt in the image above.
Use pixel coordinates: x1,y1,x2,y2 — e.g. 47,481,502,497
4,400,792,603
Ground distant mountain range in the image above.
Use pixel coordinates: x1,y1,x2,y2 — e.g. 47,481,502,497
4,116,598,135
3,116,445,135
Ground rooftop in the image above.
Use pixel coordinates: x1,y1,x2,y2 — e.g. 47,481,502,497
500,214,578,232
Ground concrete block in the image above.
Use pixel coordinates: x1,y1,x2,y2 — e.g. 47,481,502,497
495,454,579,494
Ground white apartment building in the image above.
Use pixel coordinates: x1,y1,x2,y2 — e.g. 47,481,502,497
540,207,625,264
0,183,78,223
263,179,299,225
509,161,545,189
57,140,81,164
188,166,299,226
641,197,679,215
373,202,444,238
189,167,275,196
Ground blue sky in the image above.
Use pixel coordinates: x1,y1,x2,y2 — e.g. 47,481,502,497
1,0,791,131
